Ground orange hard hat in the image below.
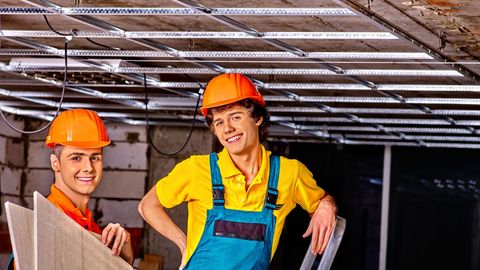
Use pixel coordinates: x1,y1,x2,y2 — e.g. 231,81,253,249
200,73,265,116
45,109,110,149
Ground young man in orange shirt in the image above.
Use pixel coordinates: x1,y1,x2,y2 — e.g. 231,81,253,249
7,109,133,270
45,109,134,264
139,73,337,269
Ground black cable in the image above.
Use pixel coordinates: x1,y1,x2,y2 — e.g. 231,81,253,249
0,15,76,134
144,73,202,156
86,37,121,51
43,15,72,36
45,15,119,51
0,38,69,134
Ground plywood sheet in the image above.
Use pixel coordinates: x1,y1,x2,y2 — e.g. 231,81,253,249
33,191,132,270
5,202,34,270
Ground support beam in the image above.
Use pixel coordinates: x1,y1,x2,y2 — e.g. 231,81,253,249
379,145,392,270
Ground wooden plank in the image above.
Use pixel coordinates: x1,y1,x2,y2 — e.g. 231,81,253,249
5,202,35,270
139,254,164,270
33,191,133,270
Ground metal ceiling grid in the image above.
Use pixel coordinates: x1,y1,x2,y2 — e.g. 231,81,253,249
0,0,479,148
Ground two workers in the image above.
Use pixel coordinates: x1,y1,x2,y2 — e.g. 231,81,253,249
8,73,336,270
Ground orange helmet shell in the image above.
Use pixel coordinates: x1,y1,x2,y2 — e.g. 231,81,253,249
200,73,265,116
45,109,110,149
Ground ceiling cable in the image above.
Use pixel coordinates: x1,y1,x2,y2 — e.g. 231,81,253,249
0,16,71,134
85,37,121,51
144,73,203,156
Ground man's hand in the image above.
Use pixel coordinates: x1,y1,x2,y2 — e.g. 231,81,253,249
102,223,134,264
302,195,337,255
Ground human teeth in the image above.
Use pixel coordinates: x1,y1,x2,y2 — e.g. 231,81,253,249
77,177,93,181
227,135,241,142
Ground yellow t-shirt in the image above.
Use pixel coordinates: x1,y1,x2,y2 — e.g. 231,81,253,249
156,145,325,263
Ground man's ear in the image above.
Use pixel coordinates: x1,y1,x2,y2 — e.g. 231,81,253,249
255,116,264,126
50,154,60,172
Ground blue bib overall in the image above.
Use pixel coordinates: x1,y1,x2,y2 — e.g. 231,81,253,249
183,153,280,270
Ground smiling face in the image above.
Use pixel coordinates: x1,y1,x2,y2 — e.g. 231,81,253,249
50,146,103,201
212,104,263,157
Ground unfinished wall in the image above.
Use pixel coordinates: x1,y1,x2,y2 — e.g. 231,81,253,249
146,126,213,270
0,115,150,263
0,114,27,260
0,114,213,269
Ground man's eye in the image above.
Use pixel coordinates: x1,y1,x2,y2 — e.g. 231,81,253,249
71,156,81,161
91,156,101,161
215,121,223,127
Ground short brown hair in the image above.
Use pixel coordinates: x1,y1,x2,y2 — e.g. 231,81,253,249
53,144,64,158
205,99,269,142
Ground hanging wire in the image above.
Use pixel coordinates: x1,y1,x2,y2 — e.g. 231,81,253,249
86,37,121,51
0,16,72,134
42,15,72,36
144,73,203,156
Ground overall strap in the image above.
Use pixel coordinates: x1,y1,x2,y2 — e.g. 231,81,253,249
209,153,225,209
265,155,280,210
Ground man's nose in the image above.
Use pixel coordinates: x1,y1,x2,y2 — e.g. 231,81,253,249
224,120,235,133
82,159,93,172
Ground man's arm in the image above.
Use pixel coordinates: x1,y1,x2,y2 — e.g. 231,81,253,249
138,186,187,266
302,194,337,255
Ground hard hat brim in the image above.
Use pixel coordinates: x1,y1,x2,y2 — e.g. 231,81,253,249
200,96,265,116
46,140,111,149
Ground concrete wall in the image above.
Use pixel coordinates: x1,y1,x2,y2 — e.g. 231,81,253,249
146,126,213,270
0,114,28,258
0,115,150,258
0,114,213,269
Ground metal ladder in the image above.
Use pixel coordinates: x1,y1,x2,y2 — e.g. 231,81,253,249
299,216,346,270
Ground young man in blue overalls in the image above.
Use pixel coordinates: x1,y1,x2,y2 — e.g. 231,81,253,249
138,73,337,269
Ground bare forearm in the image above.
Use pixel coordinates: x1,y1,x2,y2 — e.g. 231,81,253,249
138,188,186,252
318,194,337,214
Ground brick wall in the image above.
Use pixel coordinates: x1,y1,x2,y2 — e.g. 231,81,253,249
0,114,214,269
146,125,213,270
0,115,150,259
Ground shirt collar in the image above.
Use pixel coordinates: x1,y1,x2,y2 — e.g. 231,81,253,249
49,184,92,220
217,145,271,183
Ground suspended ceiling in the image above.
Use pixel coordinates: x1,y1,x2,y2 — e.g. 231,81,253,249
1,0,480,149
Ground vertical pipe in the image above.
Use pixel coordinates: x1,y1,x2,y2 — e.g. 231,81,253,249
379,145,391,270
